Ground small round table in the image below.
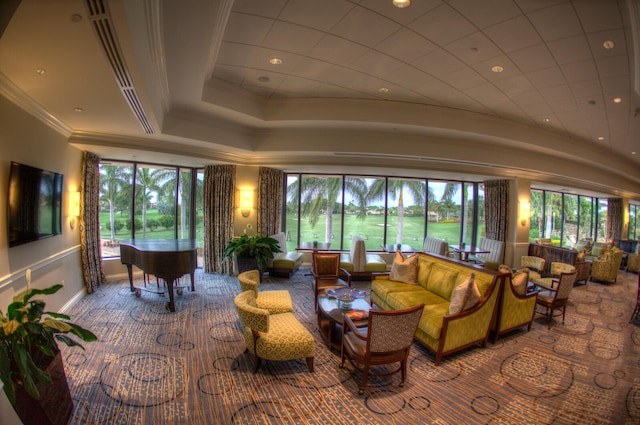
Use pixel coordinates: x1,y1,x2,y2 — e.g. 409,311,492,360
316,292,370,352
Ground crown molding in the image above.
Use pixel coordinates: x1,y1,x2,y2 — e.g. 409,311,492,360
0,72,73,137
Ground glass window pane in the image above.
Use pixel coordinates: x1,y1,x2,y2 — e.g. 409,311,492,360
285,174,300,252
195,170,204,267
544,192,562,245
563,194,578,247
630,204,638,240
178,168,192,239
597,199,607,241
385,178,426,248
99,163,134,258
340,176,369,251
530,190,543,242
134,165,177,240
463,183,475,246
476,183,486,241
297,175,343,249
428,181,461,244
578,196,593,241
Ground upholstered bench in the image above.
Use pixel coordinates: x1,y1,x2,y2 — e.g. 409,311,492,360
238,270,293,314
267,232,303,277
339,235,387,279
234,290,315,372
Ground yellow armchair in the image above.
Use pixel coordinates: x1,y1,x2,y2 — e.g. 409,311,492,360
591,249,624,284
492,270,538,342
627,253,640,273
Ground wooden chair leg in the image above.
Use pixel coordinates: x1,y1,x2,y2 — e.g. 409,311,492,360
306,357,314,372
359,365,371,395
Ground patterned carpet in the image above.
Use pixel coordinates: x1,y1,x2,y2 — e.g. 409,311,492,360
60,267,640,424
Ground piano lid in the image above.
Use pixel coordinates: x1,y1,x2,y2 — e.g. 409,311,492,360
120,239,198,252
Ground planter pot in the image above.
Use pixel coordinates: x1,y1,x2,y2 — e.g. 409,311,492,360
12,352,74,425
236,258,262,279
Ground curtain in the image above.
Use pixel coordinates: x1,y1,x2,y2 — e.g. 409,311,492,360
203,164,235,274
484,179,509,243
257,167,284,236
606,198,623,241
80,151,105,293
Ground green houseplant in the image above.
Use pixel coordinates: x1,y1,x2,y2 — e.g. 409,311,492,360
0,284,97,423
224,233,282,273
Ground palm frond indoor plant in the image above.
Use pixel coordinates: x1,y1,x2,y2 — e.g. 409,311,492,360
223,233,282,273
0,283,97,424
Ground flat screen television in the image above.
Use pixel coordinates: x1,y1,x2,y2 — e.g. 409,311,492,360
7,161,63,247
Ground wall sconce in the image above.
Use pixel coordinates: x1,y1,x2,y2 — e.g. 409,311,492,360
519,199,530,227
239,189,254,218
68,191,80,229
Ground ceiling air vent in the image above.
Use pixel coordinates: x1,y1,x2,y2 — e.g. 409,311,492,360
84,0,154,134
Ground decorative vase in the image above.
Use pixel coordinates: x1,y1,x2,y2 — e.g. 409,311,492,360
12,351,74,425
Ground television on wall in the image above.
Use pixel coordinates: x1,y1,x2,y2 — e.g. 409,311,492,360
7,161,63,247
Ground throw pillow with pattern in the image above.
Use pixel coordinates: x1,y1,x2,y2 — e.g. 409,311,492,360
449,273,481,315
511,270,529,296
389,251,418,284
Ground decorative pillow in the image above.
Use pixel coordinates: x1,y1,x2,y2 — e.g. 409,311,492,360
498,264,512,275
576,251,585,262
511,270,529,296
449,273,481,315
389,251,418,284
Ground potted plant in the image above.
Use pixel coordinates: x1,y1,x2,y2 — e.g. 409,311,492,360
0,284,97,425
224,233,282,274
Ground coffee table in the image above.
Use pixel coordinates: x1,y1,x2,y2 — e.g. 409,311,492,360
317,291,371,352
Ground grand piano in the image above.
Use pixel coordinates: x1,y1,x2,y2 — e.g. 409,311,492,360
120,239,198,312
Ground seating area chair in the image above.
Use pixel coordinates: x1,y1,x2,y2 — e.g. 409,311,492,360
238,270,293,314
630,273,640,323
521,256,545,281
313,252,352,310
339,235,387,278
422,236,449,256
627,253,640,273
471,237,505,264
549,262,576,277
591,249,624,284
267,232,303,277
340,304,424,395
233,290,315,373
492,269,538,342
534,270,577,329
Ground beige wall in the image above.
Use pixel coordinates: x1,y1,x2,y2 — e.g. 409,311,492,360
0,95,85,313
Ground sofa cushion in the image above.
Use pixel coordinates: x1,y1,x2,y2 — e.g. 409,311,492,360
416,256,434,289
425,264,460,300
389,251,418,284
418,303,450,339
350,235,367,271
371,278,425,304
449,273,480,314
271,252,303,270
386,289,448,311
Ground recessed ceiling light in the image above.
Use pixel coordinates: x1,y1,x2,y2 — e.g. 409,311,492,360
632,151,637,155
613,97,622,103
603,40,615,49
393,0,411,8
378,87,389,93
70,13,82,23
597,136,604,141
491,65,504,73
258,76,270,83
269,58,283,65
74,107,83,112
542,118,550,123
36,68,46,75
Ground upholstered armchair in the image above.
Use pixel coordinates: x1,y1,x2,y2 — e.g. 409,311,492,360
267,232,303,277
313,252,352,310
549,262,576,277
234,290,315,373
627,253,640,273
535,270,577,329
521,256,545,281
591,249,624,284
492,270,538,342
238,270,293,314
340,304,424,394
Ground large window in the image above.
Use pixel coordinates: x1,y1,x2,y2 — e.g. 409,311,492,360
286,174,479,251
630,203,638,240
529,188,609,247
99,161,203,264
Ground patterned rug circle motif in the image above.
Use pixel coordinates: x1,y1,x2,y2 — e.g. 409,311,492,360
364,388,407,415
100,352,187,407
197,372,234,396
213,356,240,372
70,382,124,424
501,350,574,398
408,395,431,411
250,377,323,420
470,395,500,415
593,372,619,389
129,303,187,325
627,384,640,419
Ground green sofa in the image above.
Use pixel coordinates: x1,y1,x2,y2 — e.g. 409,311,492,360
371,252,504,365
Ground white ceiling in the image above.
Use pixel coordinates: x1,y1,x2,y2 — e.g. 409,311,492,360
1,0,639,199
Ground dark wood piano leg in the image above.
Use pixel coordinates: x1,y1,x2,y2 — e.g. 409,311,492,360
190,272,195,292
166,279,176,312
126,265,135,292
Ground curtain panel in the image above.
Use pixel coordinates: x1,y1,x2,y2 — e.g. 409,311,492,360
606,198,623,241
203,165,235,274
80,151,105,293
484,179,509,242
257,167,284,236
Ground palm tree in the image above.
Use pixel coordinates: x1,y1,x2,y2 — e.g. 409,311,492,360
288,176,367,244
99,165,131,243
367,179,427,245
136,167,175,238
